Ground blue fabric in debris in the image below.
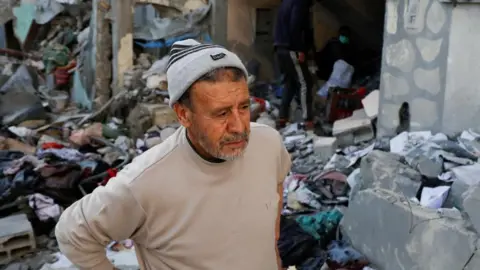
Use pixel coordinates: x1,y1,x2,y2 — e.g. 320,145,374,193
135,32,212,48
327,240,364,266
295,209,343,241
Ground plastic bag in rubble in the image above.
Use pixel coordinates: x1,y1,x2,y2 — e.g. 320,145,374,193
317,60,354,97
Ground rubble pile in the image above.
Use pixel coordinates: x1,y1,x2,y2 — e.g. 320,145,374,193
276,118,480,269
0,1,184,269
123,54,168,93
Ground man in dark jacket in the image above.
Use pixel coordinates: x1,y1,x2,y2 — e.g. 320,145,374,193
315,25,354,80
274,0,315,130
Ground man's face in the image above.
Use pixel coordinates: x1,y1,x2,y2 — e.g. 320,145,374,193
176,72,251,161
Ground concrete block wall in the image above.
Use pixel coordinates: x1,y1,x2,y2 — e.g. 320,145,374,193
378,0,480,135
0,214,36,264
378,0,452,135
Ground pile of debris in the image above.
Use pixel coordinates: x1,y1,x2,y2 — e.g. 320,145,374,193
0,1,207,269
276,119,480,269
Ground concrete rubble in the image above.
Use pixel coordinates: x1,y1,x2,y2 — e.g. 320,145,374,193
276,94,480,269
0,1,218,269
343,188,478,270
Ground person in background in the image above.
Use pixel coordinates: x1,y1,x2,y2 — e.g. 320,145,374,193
315,25,354,81
55,39,291,270
274,0,315,130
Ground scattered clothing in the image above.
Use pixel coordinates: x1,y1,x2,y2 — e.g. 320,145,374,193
278,216,318,268
37,148,85,162
28,193,63,221
295,210,343,241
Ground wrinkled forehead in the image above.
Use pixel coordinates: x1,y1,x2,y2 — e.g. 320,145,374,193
191,79,250,112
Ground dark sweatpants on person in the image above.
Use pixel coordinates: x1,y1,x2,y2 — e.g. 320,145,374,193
273,0,314,124
276,48,313,122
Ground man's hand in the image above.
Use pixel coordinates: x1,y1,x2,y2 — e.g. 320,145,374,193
298,52,306,63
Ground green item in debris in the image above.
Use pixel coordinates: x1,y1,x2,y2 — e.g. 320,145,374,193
295,209,343,241
102,125,124,139
43,44,71,73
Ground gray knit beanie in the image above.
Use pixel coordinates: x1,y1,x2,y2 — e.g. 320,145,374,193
166,39,248,108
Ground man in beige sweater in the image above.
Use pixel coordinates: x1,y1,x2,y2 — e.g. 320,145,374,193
55,39,292,270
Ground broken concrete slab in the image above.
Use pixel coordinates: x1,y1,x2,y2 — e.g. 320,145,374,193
445,163,480,210
333,114,371,135
462,184,480,234
0,214,36,264
313,136,337,161
350,108,368,120
333,111,374,146
342,188,478,270
407,154,443,178
140,103,178,128
359,150,422,198
464,248,480,270
361,90,379,119
126,104,152,139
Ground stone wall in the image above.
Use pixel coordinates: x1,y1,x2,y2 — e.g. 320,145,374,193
441,4,480,134
378,0,452,135
379,1,480,135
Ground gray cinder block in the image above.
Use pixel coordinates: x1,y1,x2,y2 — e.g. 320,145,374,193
342,188,478,270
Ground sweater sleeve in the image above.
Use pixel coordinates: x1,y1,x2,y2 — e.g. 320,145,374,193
277,135,292,185
55,172,146,269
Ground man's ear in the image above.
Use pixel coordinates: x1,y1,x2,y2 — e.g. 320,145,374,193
173,103,193,128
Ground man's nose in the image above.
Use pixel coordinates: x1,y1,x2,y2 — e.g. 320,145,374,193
227,110,244,134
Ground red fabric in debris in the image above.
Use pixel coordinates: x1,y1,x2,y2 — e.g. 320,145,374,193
99,168,118,186
41,142,65,150
252,97,267,112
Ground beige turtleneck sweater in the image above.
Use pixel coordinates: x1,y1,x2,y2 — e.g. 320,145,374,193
55,123,291,270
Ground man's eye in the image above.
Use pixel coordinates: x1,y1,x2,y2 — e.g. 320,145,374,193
241,104,250,110
217,111,228,117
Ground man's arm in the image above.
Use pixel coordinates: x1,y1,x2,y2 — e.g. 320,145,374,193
55,171,146,269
